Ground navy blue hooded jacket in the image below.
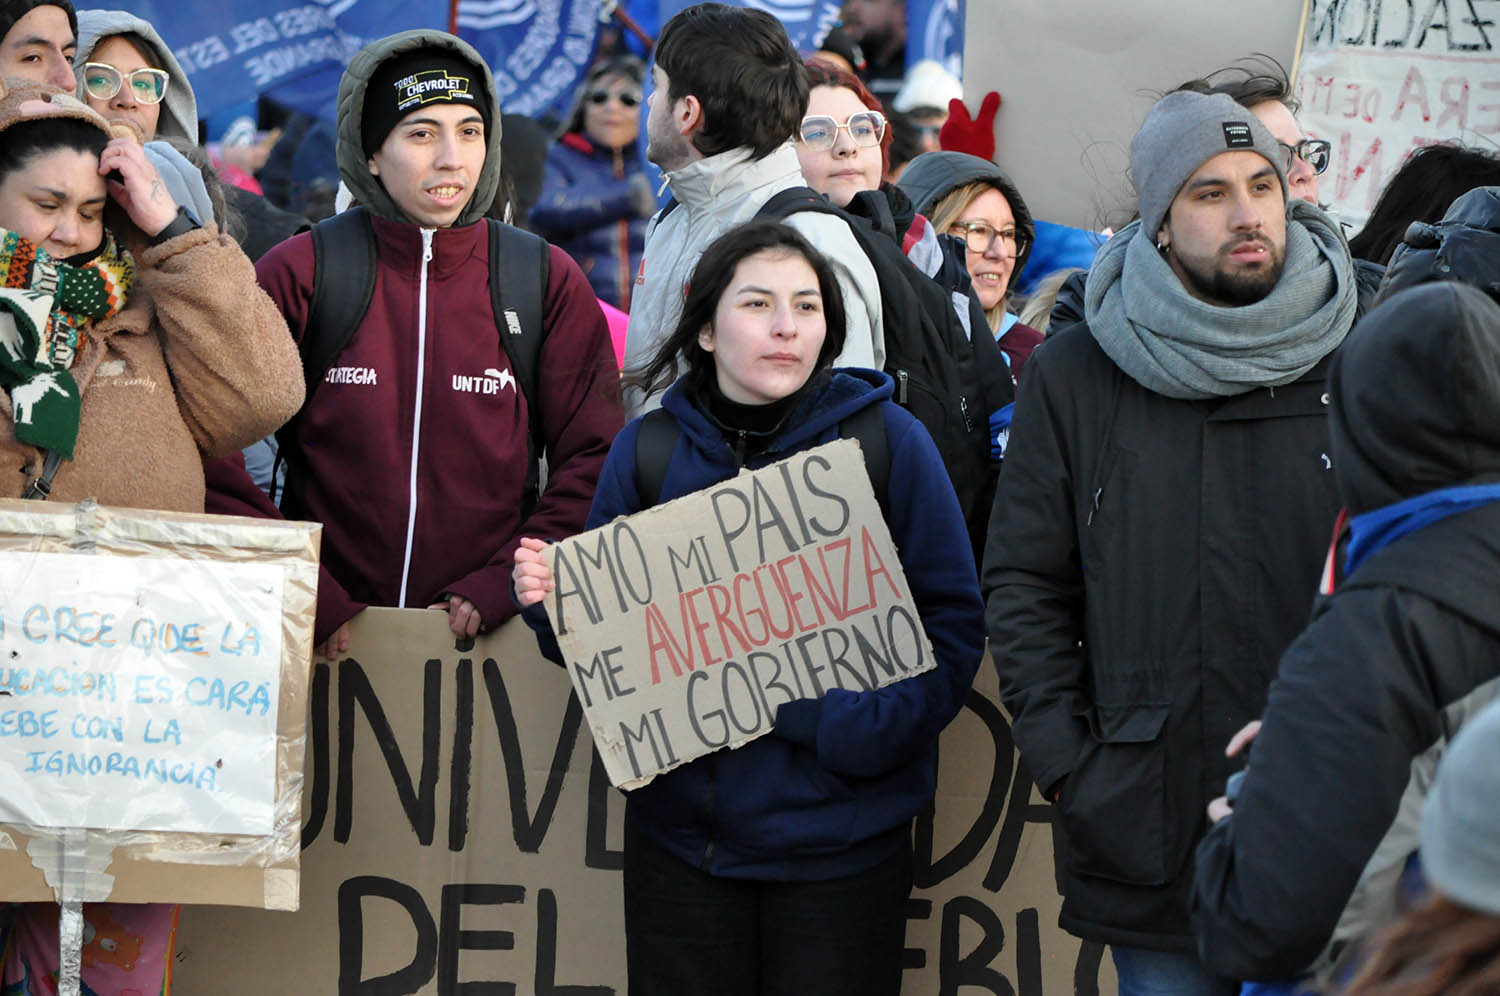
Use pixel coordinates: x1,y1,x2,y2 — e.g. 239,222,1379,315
526,368,985,880
530,133,647,311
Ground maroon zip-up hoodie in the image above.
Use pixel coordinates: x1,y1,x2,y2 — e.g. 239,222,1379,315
254,217,621,629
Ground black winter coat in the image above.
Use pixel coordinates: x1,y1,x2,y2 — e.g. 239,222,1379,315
982,320,1344,950
1191,282,1500,982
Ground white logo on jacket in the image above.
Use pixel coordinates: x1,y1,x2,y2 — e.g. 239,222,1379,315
452,367,516,395
326,366,378,386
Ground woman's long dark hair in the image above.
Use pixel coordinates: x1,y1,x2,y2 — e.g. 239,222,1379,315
626,220,848,401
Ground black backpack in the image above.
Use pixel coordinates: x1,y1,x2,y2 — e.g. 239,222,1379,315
754,187,1006,560
273,207,550,518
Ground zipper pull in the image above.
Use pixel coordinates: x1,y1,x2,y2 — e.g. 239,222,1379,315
960,396,973,433
1086,487,1103,525
897,370,908,404
421,227,434,263
734,430,747,467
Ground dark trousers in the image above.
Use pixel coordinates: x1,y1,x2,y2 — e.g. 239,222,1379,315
623,820,913,996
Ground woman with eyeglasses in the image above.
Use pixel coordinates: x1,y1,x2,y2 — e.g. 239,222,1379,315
531,55,654,311
898,151,1046,380
72,12,192,149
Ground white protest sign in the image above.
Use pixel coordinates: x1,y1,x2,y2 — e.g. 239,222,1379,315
0,552,284,836
545,439,935,789
1296,0,1500,228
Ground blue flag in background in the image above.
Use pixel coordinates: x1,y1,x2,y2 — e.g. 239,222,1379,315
105,0,600,125
905,0,962,79
655,0,841,54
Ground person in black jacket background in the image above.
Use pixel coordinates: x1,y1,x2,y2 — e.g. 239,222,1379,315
1190,281,1500,989
982,90,1360,996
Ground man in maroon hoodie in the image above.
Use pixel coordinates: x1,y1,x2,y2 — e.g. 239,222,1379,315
252,30,622,646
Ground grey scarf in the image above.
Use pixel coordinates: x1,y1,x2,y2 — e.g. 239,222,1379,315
1085,199,1357,399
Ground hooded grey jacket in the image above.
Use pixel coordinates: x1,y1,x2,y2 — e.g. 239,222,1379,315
335,28,503,227
74,9,196,144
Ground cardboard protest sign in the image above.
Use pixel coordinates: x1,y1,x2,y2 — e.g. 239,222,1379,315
0,499,318,910
542,439,934,788
173,611,1115,995
1294,0,1500,229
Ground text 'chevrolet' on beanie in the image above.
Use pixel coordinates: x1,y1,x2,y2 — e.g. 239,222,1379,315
361,47,490,156
1131,90,1287,239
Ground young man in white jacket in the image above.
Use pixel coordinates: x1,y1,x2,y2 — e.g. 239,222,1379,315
622,1,883,416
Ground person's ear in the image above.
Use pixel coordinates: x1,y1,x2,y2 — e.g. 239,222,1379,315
1156,222,1170,252
678,94,704,138
367,155,380,177
697,322,715,352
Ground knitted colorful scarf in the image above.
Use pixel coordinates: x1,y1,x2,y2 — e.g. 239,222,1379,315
0,227,133,458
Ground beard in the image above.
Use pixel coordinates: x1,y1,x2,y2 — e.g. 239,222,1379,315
1174,234,1287,307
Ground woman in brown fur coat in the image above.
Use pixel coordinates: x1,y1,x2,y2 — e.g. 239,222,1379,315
0,78,302,508
0,77,302,994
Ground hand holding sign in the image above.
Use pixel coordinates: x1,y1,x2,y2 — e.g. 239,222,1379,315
513,536,554,608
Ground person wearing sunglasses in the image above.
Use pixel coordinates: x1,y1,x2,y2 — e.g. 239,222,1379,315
532,55,654,311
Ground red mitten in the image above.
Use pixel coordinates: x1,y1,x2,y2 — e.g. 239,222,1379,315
939,91,1002,160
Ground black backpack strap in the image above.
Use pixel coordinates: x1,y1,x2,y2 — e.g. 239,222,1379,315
304,207,378,392
839,404,889,513
20,451,64,500
274,207,378,510
488,219,551,519
633,408,680,509
757,186,834,222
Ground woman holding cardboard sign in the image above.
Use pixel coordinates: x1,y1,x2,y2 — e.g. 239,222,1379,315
0,78,301,996
514,220,984,995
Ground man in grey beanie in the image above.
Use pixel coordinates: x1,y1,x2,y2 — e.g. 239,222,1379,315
0,0,76,89
982,88,1360,995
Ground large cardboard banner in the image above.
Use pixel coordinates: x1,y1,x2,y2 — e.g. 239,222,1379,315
174,609,1113,994
0,500,319,910
545,439,934,788
1295,0,1500,228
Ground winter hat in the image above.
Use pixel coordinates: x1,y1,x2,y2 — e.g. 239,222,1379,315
0,0,75,43
1132,90,1287,239
892,60,962,115
361,47,490,156
1420,697,1500,916
897,150,1036,289
817,25,865,74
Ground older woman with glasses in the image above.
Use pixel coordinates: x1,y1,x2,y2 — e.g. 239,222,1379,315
531,55,655,311
898,151,1045,380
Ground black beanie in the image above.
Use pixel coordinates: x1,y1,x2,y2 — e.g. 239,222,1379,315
362,48,491,156
0,0,77,43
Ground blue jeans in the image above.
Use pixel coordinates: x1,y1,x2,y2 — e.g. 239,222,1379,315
1112,945,1240,996
623,819,912,996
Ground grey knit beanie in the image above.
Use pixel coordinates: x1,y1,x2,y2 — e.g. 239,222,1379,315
1421,698,1500,916
1132,91,1287,239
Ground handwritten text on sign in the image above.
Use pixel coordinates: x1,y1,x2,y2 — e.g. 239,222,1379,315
1297,0,1500,226
0,553,284,835
546,440,934,789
